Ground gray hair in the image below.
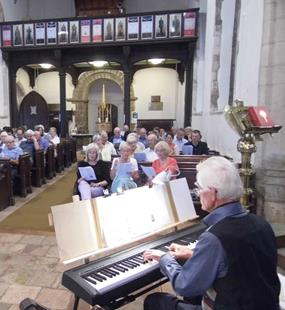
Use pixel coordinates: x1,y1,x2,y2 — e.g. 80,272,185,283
119,141,131,151
126,133,138,144
25,129,34,136
196,156,244,201
85,144,100,162
92,134,102,143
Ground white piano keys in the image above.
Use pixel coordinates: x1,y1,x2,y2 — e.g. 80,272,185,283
84,258,159,294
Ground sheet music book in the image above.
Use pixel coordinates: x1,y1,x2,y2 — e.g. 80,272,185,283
141,165,156,179
116,162,133,177
78,166,97,181
134,152,147,162
182,144,193,155
51,178,198,263
51,200,99,262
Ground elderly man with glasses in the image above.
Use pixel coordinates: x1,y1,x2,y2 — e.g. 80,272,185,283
143,156,280,310
1,135,23,178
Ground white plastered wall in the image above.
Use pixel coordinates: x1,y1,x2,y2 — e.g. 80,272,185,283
132,67,180,122
191,0,263,161
35,71,74,109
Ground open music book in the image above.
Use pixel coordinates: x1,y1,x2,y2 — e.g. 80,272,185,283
51,177,198,263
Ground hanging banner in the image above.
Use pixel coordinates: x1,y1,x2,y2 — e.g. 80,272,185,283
183,12,196,37
81,20,91,43
47,22,57,44
92,19,102,42
35,22,45,45
141,15,153,39
2,25,12,47
127,16,139,40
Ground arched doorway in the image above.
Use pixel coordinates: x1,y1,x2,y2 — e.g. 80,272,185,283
88,78,123,133
19,91,49,129
71,69,136,133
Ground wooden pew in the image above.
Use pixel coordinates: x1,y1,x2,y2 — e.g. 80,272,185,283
70,138,77,163
62,139,72,168
45,146,56,179
15,153,32,197
56,143,64,173
0,159,14,209
31,150,46,187
170,155,211,163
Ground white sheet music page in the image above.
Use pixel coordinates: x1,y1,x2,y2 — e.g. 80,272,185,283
95,184,173,247
78,166,97,181
51,200,99,262
168,178,198,221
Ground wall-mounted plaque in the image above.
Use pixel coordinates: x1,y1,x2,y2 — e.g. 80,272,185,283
127,16,139,40
141,15,153,40
155,14,167,39
35,22,45,45
58,21,68,44
2,25,12,47
115,17,126,41
92,19,102,42
183,12,196,37
69,21,79,43
24,24,34,46
81,20,91,43
13,24,23,46
104,18,114,41
47,22,57,44
169,13,182,37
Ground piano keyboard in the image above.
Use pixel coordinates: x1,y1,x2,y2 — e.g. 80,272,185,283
62,222,206,308
83,254,159,294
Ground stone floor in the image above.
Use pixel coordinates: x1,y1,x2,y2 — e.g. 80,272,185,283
0,167,173,310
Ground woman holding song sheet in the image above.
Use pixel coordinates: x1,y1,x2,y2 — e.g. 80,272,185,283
77,145,110,200
152,141,179,179
110,142,139,193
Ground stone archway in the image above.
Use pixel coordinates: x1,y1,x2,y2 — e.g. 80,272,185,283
70,69,135,133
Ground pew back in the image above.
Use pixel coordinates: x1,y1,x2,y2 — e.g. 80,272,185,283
0,159,14,210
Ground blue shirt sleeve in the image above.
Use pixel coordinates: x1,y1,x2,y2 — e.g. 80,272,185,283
159,231,228,297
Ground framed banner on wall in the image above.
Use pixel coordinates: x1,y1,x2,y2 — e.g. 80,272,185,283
35,22,45,45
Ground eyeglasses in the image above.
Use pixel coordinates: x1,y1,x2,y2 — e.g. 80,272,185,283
192,181,203,197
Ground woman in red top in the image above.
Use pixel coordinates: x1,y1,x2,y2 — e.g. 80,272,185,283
152,141,179,178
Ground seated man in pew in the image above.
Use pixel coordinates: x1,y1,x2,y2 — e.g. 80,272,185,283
143,156,280,310
34,130,49,153
19,129,40,162
184,130,209,155
0,135,23,178
0,130,8,153
109,127,124,151
143,133,159,162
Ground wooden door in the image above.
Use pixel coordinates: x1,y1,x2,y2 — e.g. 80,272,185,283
19,91,49,130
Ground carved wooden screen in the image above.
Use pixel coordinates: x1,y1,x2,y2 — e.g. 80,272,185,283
19,91,49,130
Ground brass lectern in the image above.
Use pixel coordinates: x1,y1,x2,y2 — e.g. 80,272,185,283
224,99,281,209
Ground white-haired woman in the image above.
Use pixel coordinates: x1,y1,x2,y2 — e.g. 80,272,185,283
125,133,145,156
152,141,179,178
77,145,110,200
110,142,139,193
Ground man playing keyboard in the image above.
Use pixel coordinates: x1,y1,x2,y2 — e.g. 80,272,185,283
143,156,280,310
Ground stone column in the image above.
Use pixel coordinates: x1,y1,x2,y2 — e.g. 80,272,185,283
59,68,67,137
255,1,285,222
